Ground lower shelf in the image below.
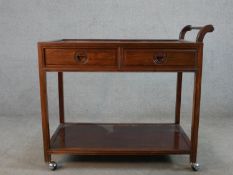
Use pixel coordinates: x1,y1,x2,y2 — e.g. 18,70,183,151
49,123,191,155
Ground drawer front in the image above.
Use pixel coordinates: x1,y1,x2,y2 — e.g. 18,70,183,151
123,49,196,67
44,48,117,67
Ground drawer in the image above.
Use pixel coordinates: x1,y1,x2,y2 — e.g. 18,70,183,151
122,49,196,67
44,48,117,67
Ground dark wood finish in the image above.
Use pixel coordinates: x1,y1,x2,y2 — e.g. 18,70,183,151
50,123,190,155
38,25,214,166
196,25,214,42
122,49,196,66
45,48,117,67
58,72,64,124
40,41,201,72
38,47,51,162
190,45,203,163
175,72,182,124
179,24,214,42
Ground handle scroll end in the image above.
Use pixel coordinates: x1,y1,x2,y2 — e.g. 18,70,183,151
196,25,214,42
179,25,192,40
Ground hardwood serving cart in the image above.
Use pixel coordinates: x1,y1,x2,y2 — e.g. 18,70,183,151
38,25,214,171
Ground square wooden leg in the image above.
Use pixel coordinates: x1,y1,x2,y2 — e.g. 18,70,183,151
39,70,51,162
58,72,65,124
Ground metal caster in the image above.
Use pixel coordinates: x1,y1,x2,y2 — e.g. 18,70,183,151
191,162,200,171
48,161,57,171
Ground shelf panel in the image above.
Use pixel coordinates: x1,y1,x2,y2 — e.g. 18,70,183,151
50,123,190,155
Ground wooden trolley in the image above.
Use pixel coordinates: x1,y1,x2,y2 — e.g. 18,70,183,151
38,25,214,171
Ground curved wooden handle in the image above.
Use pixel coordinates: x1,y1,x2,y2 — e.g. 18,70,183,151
179,25,214,42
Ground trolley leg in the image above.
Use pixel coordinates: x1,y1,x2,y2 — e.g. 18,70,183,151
190,70,202,171
58,72,65,124
175,72,183,124
39,70,51,162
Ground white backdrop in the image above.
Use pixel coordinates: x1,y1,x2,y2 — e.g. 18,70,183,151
0,0,232,123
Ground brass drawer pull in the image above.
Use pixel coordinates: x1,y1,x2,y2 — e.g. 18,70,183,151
153,53,167,64
74,51,88,64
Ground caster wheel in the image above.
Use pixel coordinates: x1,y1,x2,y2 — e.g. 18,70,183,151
48,161,57,171
191,162,200,171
